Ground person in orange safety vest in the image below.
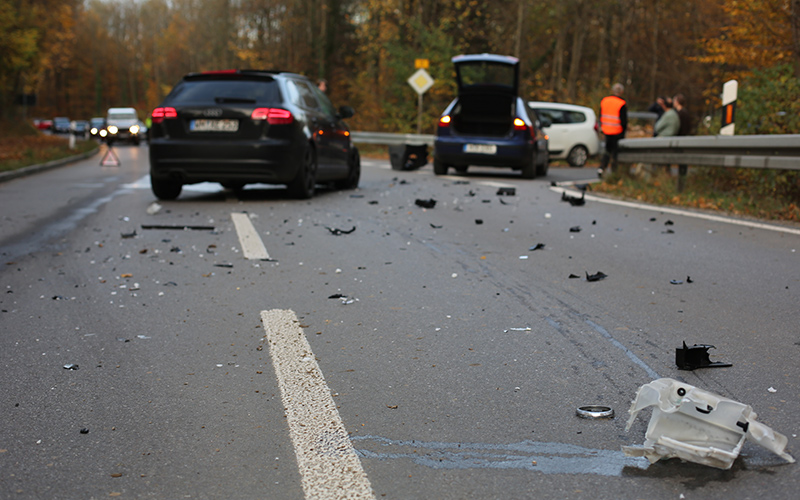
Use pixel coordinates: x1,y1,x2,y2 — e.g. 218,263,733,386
598,83,627,177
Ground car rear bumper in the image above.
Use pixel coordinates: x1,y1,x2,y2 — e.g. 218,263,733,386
149,138,301,185
434,136,535,168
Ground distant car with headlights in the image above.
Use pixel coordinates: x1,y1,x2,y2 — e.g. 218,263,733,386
528,101,599,167
433,54,548,178
89,117,106,138
148,69,360,200
105,107,142,145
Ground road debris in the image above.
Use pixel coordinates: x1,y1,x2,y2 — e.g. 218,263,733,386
63,364,79,370
415,198,437,209
505,327,531,332
561,191,585,206
213,263,234,268
430,223,443,229
675,342,732,370
623,378,795,469
768,387,778,393
121,230,137,239
475,219,484,225
146,202,162,215
570,226,581,233
80,428,89,434
568,274,580,279
585,271,607,282
529,243,545,251
670,280,684,285
576,406,614,419
141,224,215,231
497,187,516,196
325,226,356,235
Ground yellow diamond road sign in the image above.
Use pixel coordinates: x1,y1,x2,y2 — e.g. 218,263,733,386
408,68,434,95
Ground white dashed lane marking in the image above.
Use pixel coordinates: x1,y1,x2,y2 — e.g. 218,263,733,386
231,212,271,260
260,309,375,500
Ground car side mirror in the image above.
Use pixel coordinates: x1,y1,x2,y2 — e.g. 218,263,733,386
338,105,355,119
540,116,552,128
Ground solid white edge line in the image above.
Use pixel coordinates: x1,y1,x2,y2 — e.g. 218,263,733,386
261,309,375,500
231,212,271,260
551,186,800,236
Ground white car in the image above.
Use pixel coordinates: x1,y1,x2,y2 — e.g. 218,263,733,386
528,101,600,167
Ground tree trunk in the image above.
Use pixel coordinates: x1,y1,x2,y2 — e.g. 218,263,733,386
566,3,586,101
792,0,800,79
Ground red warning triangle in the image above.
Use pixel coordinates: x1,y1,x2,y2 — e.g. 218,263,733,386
100,146,121,167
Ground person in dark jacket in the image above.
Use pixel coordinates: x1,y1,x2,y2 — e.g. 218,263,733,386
598,83,627,177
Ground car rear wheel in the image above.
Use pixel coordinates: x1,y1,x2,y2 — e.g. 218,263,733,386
335,148,360,190
536,149,549,177
433,159,449,175
288,145,317,199
567,145,588,167
151,176,182,200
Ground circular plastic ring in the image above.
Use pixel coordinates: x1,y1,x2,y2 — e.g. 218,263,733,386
576,405,614,419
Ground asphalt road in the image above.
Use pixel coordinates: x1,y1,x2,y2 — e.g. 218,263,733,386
1,145,798,499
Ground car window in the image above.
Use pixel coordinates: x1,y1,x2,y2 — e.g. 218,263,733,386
108,112,138,120
567,111,586,123
532,108,567,125
458,61,515,88
295,80,321,110
167,79,280,104
312,86,337,117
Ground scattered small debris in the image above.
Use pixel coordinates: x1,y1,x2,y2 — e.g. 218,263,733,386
213,263,234,268
529,243,545,251
662,229,675,234
430,223,443,229
146,202,162,215
386,405,398,409
519,255,528,260
136,335,151,340
585,271,607,282
568,274,580,279
475,219,484,225
768,387,777,393
121,230,137,239
325,226,356,235
649,217,657,222
569,226,581,233
349,194,364,198
561,191,585,206
328,294,346,299
497,187,516,196
170,246,181,253
670,279,683,285
676,342,731,370
686,276,693,283
664,220,674,225
624,378,795,469
52,295,66,300
506,327,531,332
498,197,510,205
368,200,379,205
415,199,437,209
63,364,79,370
80,428,89,434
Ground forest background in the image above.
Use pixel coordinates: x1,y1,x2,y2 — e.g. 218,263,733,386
2,0,799,136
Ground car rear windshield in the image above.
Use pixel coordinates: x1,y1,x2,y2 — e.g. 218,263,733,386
167,79,280,105
459,62,515,88
108,112,137,120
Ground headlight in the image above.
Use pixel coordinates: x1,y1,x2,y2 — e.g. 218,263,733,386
90,128,98,134
100,129,108,137
130,125,140,134
107,125,118,134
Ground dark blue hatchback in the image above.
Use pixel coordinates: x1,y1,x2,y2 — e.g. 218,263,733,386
148,70,360,200
433,54,548,178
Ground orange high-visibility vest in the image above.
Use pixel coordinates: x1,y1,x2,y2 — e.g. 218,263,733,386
600,95,626,135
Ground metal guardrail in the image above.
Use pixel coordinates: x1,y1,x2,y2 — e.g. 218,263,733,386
618,135,800,171
350,131,434,146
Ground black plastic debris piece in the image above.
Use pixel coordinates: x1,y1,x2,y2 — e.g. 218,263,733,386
475,219,484,225
568,273,580,279
214,263,234,268
170,246,181,253
665,220,674,225
368,200,379,205
498,198,510,205
80,428,89,434
328,293,347,299
529,243,545,251
52,295,66,300
592,220,597,225
141,224,215,231
121,230,137,239
163,281,178,287
430,223,443,229
662,229,675,234
561,191,585,206
497,187,516,196
585,271,607,282
686,276,693,283
415,198,437,209
467,190,476,197
650,217,657,222
676,341,732,370
453,180,470,185
325,226,356,235
569,226,582,233
349,194,364,198
63,364,79,370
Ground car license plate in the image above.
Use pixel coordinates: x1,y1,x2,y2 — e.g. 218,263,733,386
190,119,239,132
464,144,497,154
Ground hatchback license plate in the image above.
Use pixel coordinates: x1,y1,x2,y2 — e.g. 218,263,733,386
464,144,497,154
191,119,239,132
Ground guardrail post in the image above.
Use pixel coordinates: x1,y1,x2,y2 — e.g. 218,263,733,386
677,165,688,192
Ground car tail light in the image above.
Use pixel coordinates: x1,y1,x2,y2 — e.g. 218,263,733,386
513,118,527,131
252,108,293,124
151,107,177,124
594,120,599,133
438,115,451,127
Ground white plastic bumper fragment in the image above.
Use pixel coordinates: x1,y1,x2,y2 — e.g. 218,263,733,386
623,378,795,469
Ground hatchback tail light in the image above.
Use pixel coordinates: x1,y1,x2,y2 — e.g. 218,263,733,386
252,108,293,125
438,115,451,128
151,107,177,124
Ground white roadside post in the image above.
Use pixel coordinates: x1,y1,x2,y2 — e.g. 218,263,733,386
720,79,738,136
407,65,434,134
